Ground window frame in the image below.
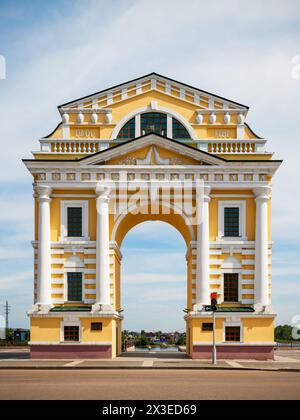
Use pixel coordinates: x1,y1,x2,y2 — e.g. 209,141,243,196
61,320,82,343
117,117,136,140
221,270,241,304
60,200,89,241
66,271,83,303
217,201,247,241
113,108,194,140
223,272,240,303
172,118,191,139
223,320,243,343
224,207,240,238
64,268,85,303
141,112,167,136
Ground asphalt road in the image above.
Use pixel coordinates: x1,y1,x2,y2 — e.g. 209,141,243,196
0,369,299,400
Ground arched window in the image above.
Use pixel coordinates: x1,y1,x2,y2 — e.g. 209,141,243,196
172,118,191,139
117,117,135,139
141,112,167,136
116,112,192,140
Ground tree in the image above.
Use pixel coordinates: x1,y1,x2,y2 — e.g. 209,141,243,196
275,325,293,341
176,335,185,346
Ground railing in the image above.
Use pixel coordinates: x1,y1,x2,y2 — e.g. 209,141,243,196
40,139,108,154
275,341,300,349
39,138,267,155
198,139,267,154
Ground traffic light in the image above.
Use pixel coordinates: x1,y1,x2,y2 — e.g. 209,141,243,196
210,292,218,311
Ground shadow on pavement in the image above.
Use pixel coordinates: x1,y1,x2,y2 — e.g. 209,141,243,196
0,350,30,360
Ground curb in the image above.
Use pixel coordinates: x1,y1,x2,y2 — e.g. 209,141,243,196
0,365,299,372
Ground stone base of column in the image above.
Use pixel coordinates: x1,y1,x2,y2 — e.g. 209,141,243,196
28,303,53,315
91,303,114,313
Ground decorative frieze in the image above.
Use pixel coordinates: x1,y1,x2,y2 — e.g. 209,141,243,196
66,173,76,181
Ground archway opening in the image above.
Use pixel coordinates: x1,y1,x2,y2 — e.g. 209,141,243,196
120,221,187,354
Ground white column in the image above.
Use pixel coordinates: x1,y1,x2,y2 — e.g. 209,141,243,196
135,114,141,138
195,185,211,309
36,185,52,308
254,186,271,310
94,187,112,311
167,114,173,138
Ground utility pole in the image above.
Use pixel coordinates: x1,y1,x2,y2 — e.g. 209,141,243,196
4,301,11,340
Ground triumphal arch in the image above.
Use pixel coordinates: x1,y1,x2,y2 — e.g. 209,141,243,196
23,73,281,359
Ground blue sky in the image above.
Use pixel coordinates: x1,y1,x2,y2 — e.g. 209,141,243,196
0,0,299,330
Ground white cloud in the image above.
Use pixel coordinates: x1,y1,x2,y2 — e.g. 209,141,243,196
123,273,185,285
0,245,32,260
0,271,32,291
0,199,33,223
273,267,300,277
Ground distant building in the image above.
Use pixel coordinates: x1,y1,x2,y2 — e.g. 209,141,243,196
12,329,30,342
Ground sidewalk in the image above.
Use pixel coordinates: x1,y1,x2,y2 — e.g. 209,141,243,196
1,348,300,372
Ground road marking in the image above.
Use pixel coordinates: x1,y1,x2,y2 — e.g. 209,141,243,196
274,355,299,363
142,360,154,367
226,360,243,368
64,360,83,367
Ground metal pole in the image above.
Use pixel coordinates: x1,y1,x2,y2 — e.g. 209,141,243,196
212,310,217,365
4,301,10,341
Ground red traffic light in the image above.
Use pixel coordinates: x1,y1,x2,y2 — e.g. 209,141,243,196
210,292,218,311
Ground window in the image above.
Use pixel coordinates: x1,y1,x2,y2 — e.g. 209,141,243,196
218,201,246,241
225,326,241,342
172,118,191,139
67,272,82,302
91,322,103,331
202,323,213,331
116,113,192,140
224,207,240,237
64,326,80,342
224,273,239,302
61,201,89,241
67,207,82,237
141,112,167,136
117,117,135,139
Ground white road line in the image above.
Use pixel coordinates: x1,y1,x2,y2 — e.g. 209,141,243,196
274,355,300,363
142,360,154,367
64,360,84,367
226,360,243,368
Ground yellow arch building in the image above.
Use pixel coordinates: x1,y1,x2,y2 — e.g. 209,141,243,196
23,73,282,360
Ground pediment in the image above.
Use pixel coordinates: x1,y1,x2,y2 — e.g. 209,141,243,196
58,72,248,113
80,133,226,166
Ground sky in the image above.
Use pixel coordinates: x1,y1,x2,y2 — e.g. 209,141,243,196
0,0,299,330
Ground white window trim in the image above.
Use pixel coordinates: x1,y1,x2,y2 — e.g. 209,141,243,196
64,269,85,304
60,320,82,343
223,319,243,343
217,200,247,241
221,270,242,304
60,200,89,242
